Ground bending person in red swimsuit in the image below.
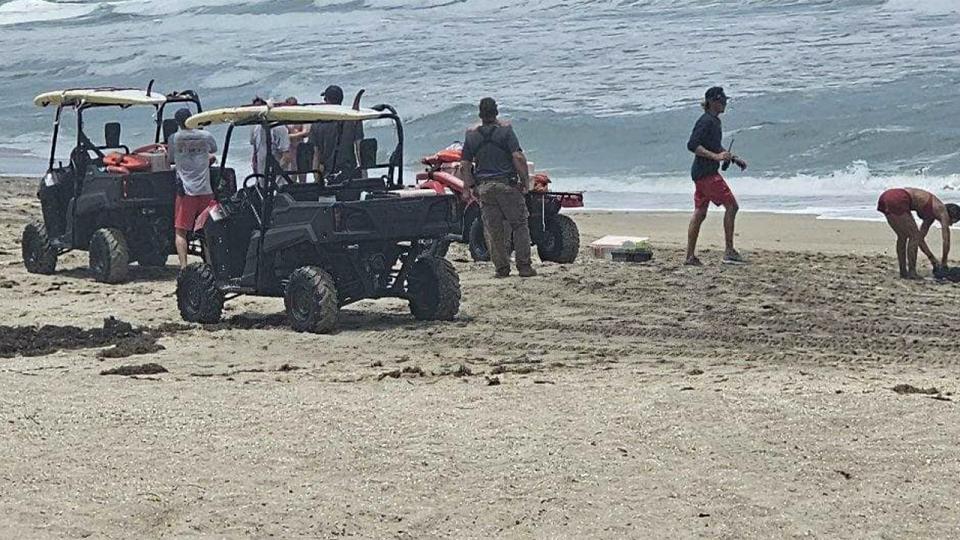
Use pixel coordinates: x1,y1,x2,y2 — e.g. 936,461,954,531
877,187,960,279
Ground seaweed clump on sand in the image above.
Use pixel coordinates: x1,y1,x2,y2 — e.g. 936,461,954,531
0,317,186,359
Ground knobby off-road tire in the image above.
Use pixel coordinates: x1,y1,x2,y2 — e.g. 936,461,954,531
406,256,461,321
176,263,224,324
89,228,129,283
21,221,57,274
468,218,490,262
284,266,339,334
537,214,580,264
422,237,451,259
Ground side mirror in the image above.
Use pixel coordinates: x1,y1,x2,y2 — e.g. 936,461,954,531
104,122,121,149
358,138,377,169
162,119,179,143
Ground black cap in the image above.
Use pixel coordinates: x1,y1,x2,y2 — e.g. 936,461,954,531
705,86,727,102
322,85,344,105
174,107,192,128
479,97,498,119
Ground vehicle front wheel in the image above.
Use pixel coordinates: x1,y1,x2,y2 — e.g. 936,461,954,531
406,256,461,321
22,221,57,274
89,228,129,283
421,237,451,259
176,263,224,324
284,266,339,333
537,214,580,264
468,218,490,262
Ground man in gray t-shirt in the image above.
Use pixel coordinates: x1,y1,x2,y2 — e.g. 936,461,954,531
168,108,218,269
169,125,218,196
250,124,291,175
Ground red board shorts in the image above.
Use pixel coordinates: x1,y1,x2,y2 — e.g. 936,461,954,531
877,188,911,216
694,174,736,209
175,193,215,232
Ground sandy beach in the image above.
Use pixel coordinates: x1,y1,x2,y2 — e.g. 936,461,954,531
2,175,960,538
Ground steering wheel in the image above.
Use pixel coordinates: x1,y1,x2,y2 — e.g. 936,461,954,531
242,174,267,199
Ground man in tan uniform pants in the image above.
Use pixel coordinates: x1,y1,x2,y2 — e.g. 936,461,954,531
460,98,535,278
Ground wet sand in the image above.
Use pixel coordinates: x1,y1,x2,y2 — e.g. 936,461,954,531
2,176,960,538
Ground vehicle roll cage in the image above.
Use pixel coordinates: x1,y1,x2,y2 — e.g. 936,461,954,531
44,86,202,171
219,103,405,196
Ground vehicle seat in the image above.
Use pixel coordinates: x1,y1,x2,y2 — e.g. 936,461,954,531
162,119,179,143
98,122,129,154
358,138,377,169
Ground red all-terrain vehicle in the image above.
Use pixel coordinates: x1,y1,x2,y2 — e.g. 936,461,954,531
415,145,583,264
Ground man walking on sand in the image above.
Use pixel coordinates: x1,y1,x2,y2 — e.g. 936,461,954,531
461,97,535,278
168,108,218,269
685,86,747,266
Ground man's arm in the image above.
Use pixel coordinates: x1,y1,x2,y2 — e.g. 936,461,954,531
460,160,475,190
687,118,730,162
512,151,530,192
207,133,219,164
693,145,731,163
940,216,951,268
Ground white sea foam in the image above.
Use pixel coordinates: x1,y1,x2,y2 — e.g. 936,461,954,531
0,0,97,26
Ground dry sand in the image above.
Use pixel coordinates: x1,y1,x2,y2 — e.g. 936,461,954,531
2,175,960,538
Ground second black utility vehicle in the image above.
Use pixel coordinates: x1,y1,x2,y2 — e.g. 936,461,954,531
177,99,461,333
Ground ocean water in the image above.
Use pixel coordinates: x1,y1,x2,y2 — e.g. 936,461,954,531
1,0,959,219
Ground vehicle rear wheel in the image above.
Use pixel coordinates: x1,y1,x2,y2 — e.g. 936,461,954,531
537,214,580,264
406,256,461,321
89,228,129,283
468,218,490,262
284,266,339,333
177,263,223,323
22,221,57,274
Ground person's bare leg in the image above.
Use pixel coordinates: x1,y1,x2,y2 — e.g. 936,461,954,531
895,215,923,279
686,206,708,263
175,229,189,270
896,235,908,277
723,200,739,256
885,215,909,277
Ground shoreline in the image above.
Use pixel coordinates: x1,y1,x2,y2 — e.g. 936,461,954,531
1,172,894,224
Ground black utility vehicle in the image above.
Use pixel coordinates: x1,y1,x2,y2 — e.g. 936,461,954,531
177,99,461,333
22,83,232,283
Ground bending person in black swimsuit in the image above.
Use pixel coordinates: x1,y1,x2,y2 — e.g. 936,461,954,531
877,187,960,278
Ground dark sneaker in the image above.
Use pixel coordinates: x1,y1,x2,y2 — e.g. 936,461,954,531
722,251,747,265
684,256,703,266
494,269,511,278
518,266,537,278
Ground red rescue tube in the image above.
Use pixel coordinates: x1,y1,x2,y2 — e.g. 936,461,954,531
103,152,150,172
103,153,124,167
106,165,130,175
119,154,150,172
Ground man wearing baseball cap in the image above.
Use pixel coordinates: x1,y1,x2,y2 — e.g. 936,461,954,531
310,84,364,183
685,86,747,266
460,97,535,278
